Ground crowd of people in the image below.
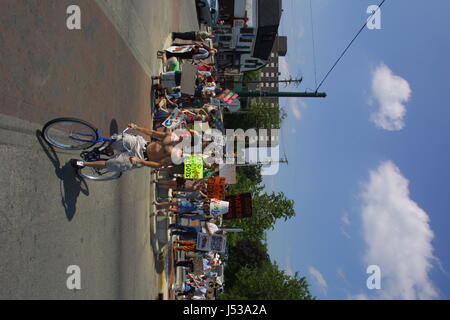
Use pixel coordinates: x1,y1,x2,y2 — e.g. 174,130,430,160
151,28,228,300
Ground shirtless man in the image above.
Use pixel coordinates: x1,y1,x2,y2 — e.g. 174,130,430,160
70,123,185,171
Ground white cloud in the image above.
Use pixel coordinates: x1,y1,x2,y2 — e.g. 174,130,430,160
280,250,296,278
341,212,350,226
348,293,369,300
340,212,351,239
291,104,302,120
279,57,307,120
288,98,306,120
370,63,411,131
308,266,328,295
279,57,290,79
336,267,349,284
360,161,438,299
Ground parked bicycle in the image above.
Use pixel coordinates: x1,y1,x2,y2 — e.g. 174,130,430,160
42,118,137,181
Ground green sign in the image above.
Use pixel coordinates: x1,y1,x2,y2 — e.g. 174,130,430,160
184,155,204,179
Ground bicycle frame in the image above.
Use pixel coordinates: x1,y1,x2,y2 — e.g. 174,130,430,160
70,128,113,144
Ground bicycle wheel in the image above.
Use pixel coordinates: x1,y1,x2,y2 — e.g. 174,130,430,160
77,166,122,181
42,118,99,150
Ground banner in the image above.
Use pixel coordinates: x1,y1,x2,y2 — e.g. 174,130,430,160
210,198,229,216
162,107,184,129
184,155,204,179
196,233,227,253
207,177,226,200
224,193,253,219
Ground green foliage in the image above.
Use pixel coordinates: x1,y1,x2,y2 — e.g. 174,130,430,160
224,239,270,286
242,70,261,83
220,261,315,300
226,165,263,197
224,102,286,131
219,115,310,299
225,191,295,244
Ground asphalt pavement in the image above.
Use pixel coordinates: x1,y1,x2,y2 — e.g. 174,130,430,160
0,0,199,299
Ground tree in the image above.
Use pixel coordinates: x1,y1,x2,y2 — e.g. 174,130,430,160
224,102,286,131
224,239,270,286
242,70,261,84
226,165,263,197
226,191,296,243
220,261,315,300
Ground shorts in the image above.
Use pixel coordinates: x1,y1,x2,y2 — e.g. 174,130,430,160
176,177,186,190
179,200,197,214
106,133,147,172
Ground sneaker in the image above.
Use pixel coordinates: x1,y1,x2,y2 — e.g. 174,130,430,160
70,159,85,169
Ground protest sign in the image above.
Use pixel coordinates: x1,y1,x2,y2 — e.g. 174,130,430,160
196,233,227,253
166,45,192,53
207,177,226,200
210,198,229,216
224,193,253,219
162,107,184,129
184,155,204,179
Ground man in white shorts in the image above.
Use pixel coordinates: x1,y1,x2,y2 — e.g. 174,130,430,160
70,123,180,171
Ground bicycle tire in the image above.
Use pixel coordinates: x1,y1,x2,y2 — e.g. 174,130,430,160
77,167,122,181
42,118,99,150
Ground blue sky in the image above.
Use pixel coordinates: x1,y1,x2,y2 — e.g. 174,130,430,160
264,0,450,299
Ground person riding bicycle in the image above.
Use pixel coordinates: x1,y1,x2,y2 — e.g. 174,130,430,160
70,123,182,172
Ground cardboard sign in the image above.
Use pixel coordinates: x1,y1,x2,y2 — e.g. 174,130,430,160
196,232,227,253
184,155,204,179
180,63,197,96
162,108,185,129
207,177,226,200
224,193,253,219
218,89,239,104
210,198,229,216
166,45,192,53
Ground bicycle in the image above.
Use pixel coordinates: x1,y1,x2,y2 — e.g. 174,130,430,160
42,118,134,181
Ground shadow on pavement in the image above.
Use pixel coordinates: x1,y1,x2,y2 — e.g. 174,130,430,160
36,130,89,221
109,119,119,136
154,250,165,274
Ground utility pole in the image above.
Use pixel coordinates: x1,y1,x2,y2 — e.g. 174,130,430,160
235,90,327,98
238,77,303,86
235,157,289,167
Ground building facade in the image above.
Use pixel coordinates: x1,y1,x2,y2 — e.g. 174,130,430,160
248,36,287,106
214,0,282,72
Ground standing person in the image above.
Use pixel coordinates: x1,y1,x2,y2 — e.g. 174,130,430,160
153,200,209,215
168,220,221,241
174,190,208,201
172,31,214,42
168,223,201,241
154,177,208,192
158,44,217,62
71,123,177,171
173,240,198,252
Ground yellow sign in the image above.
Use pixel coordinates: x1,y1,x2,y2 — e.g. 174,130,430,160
184,155,204,179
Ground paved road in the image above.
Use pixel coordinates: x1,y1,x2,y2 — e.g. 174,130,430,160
0,0,198,299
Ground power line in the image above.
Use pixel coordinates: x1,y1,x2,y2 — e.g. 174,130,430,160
309,0,318,89
315,0,387,92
